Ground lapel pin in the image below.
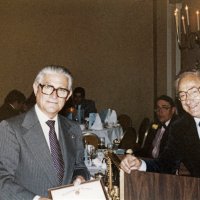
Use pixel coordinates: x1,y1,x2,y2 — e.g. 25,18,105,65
71,135,75,139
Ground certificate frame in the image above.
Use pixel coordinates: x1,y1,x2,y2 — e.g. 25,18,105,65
48,178,109,200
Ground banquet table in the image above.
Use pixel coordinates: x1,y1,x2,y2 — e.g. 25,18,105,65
82,125,123,147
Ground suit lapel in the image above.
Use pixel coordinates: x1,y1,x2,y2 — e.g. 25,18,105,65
58,117,77,183
21,108,58,185
185,120,200,145
180,114,200,159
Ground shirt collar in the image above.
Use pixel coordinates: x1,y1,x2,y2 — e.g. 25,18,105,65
9,103,15,109
35,104,57,124
194,117,200,139
194,117,200,126
165,119,171,127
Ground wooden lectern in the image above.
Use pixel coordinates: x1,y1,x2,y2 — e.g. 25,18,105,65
120,170,200,200
107,152,200,200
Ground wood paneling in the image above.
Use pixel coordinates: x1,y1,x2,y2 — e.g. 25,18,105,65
121,170,200,200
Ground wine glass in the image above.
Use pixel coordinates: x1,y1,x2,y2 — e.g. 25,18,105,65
87,145,96,166
98,137,106,149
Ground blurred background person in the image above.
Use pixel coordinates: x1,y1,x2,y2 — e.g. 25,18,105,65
60,86,97,120
72,87,97,117
0,89,26,122
23,91,36,112
137,95,177,158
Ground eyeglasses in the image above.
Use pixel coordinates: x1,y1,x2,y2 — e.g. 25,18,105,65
178,87,200,101
39,84,70,98
154,106,171,112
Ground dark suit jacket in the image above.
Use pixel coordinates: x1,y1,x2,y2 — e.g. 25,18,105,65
0,107,90,200
0,103,20,122
138,115,177,158
75,99,97,118
145,113,200,177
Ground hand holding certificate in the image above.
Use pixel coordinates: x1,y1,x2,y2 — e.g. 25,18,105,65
49,179,109,200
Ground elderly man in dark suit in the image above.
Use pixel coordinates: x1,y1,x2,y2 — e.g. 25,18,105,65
121,66,200,178
0,65,90,200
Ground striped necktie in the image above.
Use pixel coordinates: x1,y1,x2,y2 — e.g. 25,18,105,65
152,125,166,158
46,120,64,185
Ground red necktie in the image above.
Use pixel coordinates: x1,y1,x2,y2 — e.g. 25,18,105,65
46,120,64,184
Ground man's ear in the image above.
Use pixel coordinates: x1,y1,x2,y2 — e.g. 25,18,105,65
33,83,38,96
65,90,72,102
172,107,176,114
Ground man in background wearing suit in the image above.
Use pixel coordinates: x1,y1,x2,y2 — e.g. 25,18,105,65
0,89,26,122
137,95,177,158
59,86,97,120
72,86,97,117
0,65,90,200
121,66,200,178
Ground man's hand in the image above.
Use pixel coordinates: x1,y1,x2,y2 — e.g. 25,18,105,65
120,154,142,174
73,175,86,186
73,176,86,195
39,198,51,200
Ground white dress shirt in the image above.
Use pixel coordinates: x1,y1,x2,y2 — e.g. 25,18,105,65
33,104,59,200
194,117,200,139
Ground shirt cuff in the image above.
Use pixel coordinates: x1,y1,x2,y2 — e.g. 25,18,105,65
139,159,147,171
33,195,40,200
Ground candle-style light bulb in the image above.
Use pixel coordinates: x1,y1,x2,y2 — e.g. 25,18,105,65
185,5,190,26
174,9,180,43
181,16,186,34
196,10,200,31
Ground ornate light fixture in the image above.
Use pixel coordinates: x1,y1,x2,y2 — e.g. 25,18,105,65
174,5,200,49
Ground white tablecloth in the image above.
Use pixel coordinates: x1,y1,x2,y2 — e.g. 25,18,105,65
83,125,123,146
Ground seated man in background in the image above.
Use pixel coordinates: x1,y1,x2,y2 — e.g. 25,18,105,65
120,66,200,177
137,95,177,158
0,89,26,122
23,91,36,111
72,87,97,117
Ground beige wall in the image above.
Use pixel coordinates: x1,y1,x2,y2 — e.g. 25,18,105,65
0,0,171,129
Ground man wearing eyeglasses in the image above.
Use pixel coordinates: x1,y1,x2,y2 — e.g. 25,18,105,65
0,65,90,200
121,66,200,178
137,95,177,159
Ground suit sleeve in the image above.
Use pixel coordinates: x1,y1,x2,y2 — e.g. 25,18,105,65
145,125,182,175
72,128,90,181
0,121,36,200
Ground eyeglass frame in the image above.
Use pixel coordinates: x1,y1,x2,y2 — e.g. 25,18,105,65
154,106,172,113
38,84,70,98
177,86,200,101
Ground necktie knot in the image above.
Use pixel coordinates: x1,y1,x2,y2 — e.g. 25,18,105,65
46,120,55,128
158,122,167,129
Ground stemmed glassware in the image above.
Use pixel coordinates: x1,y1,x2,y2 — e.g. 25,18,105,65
87,145,96,166
98,137,106,149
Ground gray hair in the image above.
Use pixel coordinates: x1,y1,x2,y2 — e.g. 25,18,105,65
175,66,200,92
34,65,73,91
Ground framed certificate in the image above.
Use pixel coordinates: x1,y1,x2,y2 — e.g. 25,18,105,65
48,179,109,200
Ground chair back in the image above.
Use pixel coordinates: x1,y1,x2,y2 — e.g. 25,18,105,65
118,127,137,150
82,132,100,149
137,117,151,148
117,114,132,132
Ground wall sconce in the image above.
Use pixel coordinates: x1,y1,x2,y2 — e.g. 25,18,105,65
174,5,200,49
